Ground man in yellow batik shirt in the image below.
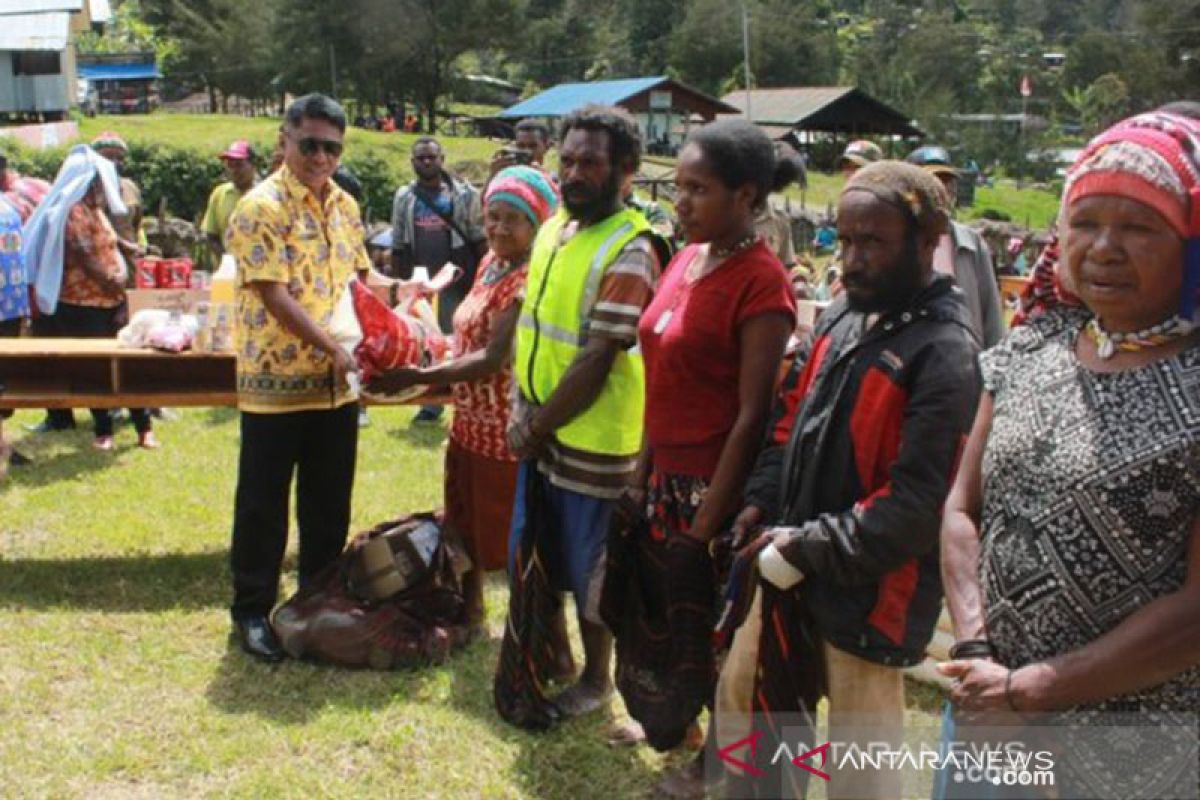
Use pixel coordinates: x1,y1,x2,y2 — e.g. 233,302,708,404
224,94,367,662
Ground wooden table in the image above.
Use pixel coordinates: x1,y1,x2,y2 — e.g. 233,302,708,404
0,338,446,409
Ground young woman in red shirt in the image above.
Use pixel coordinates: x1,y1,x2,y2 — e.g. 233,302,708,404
605,119,796,791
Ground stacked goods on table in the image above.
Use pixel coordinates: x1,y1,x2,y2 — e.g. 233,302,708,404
118,309,202,353
134,256,195,290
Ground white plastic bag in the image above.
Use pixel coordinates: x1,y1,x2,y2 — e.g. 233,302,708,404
329,278,363,354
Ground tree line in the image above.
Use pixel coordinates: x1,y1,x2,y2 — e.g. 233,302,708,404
100,0,1198,159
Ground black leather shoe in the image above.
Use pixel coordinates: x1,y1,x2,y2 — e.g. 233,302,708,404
233,617,286,663
8,449,31,467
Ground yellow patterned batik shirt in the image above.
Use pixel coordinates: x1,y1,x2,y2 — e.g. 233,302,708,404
227,165,369,413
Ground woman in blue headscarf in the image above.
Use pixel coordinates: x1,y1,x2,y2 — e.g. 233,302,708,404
22,145,156,450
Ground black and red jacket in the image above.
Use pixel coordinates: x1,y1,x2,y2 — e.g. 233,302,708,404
744,275,981,667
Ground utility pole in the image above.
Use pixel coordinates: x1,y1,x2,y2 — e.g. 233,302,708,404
742,2,752,120
329,45,338,98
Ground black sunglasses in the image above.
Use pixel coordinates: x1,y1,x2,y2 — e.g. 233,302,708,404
294,136,343,158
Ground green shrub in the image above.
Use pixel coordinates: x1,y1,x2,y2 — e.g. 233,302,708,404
131,141,233,222
341,149,402,225
3,143,70,183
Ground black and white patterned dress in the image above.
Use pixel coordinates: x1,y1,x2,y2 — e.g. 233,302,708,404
979,306,1200,713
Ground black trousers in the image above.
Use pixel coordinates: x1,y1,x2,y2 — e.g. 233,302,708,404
230,403,359,620
39,302,151,436
31,312,75,430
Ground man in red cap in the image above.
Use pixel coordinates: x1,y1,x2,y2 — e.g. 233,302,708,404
202,140,259,259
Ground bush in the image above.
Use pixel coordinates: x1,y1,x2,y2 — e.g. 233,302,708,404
132,140,240,222
341,149,400,225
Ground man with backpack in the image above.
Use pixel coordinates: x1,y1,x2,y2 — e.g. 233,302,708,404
391,137,487,423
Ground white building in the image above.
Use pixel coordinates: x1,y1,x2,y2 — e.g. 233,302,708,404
0,0,111,117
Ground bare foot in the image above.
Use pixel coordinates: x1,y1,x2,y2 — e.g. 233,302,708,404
683,720,705,751
606,719,646,747
552,680,613,718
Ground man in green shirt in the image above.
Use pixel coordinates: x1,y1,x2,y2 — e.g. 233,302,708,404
202,140,258,259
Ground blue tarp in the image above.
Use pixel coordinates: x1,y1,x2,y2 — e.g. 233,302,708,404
78,63,160,81
497,76,667,119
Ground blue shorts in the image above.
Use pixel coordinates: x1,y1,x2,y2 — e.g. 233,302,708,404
508,461,613,621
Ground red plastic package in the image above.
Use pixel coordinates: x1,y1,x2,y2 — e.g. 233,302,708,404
350,281,425,382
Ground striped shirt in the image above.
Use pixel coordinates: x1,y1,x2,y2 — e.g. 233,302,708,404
520,226,659,499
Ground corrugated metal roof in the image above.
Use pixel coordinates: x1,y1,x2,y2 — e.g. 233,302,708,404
498,76,668,119
78,61,157,80
721,87,855,126
87,0,111,23
79,62,160,81
720,86,923,137
0,11,70,50
0,0,82,14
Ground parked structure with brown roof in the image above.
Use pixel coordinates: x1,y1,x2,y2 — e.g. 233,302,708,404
721,86,923,141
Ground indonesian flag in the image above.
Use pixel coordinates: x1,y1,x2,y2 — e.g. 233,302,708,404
1020,74,1033,97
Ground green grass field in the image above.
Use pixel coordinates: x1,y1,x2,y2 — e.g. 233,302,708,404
0,407,682,798
0,407,943,798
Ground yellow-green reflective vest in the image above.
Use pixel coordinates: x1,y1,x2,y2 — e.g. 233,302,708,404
515,208,650,457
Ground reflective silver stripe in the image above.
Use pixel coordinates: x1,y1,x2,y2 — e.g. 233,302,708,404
518,312,582,346
593,300,644,317
578,221,636,320
555,453,640,474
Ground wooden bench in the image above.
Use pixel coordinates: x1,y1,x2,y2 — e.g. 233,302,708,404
0,338,446,409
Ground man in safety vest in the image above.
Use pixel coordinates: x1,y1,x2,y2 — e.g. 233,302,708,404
506,104,660,718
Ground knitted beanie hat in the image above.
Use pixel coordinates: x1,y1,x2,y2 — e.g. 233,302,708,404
91,132,128,153
484,165,560,228
842,160,951,239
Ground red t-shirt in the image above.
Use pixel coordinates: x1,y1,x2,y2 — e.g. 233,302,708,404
639,240,796,479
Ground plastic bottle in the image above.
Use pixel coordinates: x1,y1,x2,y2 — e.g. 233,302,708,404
210,254,237,304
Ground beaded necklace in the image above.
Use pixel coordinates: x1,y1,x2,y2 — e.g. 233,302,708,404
710,231,759,259
480,255,524,286
1084,315,1196,359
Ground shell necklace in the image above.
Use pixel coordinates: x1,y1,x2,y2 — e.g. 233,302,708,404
1084,315,1196,359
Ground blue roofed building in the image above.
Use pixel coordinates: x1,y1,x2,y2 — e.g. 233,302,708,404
498,76,737,154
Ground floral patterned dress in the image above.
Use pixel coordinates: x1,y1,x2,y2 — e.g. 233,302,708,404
448,253,526,460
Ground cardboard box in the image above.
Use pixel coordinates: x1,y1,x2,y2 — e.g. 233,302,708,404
127,288,211,316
